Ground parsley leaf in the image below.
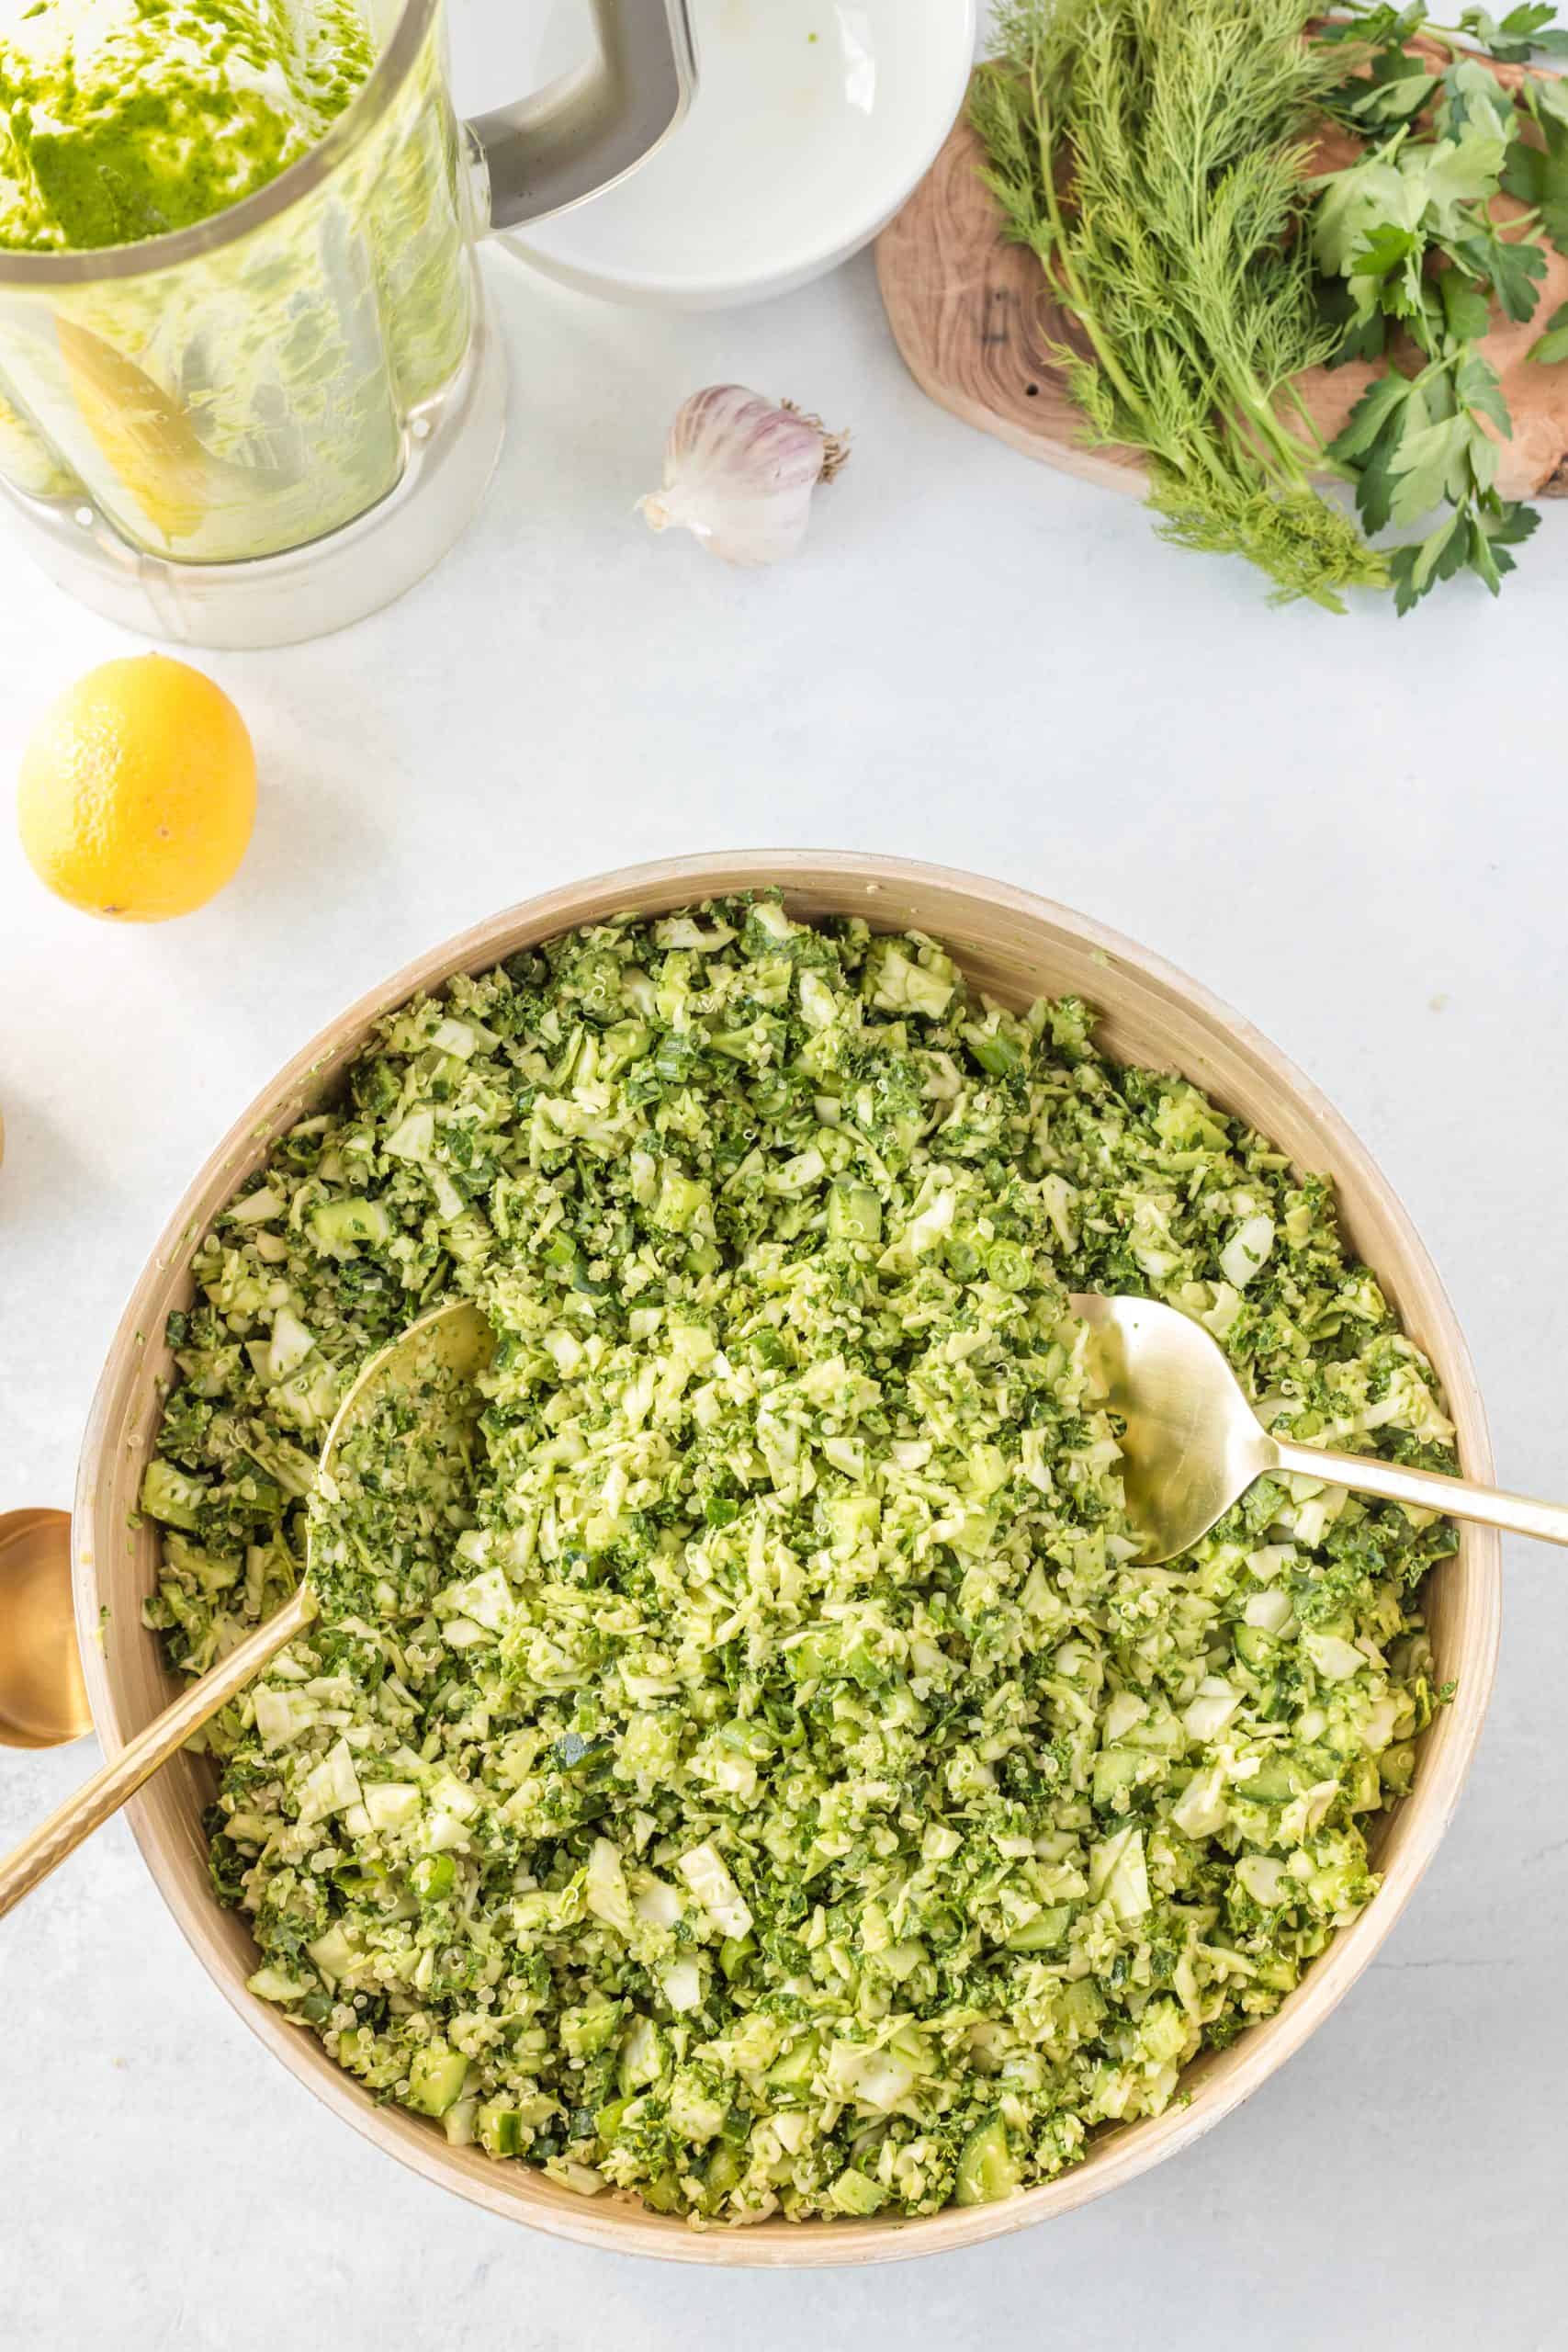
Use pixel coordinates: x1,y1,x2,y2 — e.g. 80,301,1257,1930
1458,2,1568,59
1467,498,1541,593
1502,114,1568,247
1453,346,1513,431
1447,217,1550,318
1529,70,1568,129
1439,56,1520,137
1329,368,1416,463
1317,273,1390,365
1354,220,1427,316
1316,1,1428,42
1330,334,1531,613
1422,124,1514,222
1438,267,1494,339
1331,373,1416,534
1388,509,1469,611
1388,412,1474,522
1528,296,1568,357
1348,49,1441,123
1388,494,1538,613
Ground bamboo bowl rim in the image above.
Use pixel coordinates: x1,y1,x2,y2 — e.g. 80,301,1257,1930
72,852,1502,2267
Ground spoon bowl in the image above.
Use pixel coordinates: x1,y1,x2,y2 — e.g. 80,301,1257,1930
0,1299,493,1916
0,1510,92,1748
1077,1290,1568,1561
329,1299,495,1434
1073,1293,1278,1563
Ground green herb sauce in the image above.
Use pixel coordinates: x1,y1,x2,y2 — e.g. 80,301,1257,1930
0,0,373,251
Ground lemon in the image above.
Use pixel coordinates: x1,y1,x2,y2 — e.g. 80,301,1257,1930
17,655,256,922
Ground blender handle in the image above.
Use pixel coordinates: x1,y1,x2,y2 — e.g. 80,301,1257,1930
468,0,698,234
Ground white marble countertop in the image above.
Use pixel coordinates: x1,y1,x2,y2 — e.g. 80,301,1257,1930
3,62,1567,2350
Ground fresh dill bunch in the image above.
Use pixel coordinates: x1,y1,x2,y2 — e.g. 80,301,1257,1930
975,0,1390,609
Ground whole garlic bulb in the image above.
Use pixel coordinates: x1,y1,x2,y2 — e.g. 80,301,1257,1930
637,385,850,566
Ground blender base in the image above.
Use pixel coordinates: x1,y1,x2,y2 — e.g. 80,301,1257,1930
2,311,507,652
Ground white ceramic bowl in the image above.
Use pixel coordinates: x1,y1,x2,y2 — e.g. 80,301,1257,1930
499,0,978,309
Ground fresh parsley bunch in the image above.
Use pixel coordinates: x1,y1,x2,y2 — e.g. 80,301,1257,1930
1314,4,1568,608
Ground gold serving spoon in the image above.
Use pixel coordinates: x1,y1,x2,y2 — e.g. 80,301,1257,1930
0,1300,493,1921
1075,1292,1568,1559
0,1511,92,1748
0,1114,88,1749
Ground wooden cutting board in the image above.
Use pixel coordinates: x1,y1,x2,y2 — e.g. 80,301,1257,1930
875,106,1142,497
875,70,1568,503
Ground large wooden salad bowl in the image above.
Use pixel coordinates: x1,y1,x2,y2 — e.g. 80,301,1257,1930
73,852,1501,2265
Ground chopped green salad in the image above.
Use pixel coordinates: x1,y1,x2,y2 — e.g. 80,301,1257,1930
141,898,1456,2224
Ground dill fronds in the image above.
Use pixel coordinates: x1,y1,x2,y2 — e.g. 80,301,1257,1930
975,0,1391,610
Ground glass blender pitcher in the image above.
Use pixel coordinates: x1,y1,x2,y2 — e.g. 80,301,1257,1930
0,1,695,647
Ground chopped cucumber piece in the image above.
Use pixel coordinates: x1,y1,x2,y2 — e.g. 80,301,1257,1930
478,2101,525,2157
311,1197,393,1250
828,1181,882,1243
1005,1905,1072,1953
829,2166,889,2215
140,1459,209,1532
406,2043,469,2118
955,2115,1021,2207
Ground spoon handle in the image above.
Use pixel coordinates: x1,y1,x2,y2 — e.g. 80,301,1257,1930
1271,1438,1568,1549
0,1585,313,1922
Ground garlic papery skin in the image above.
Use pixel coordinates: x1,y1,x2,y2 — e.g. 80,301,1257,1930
637,385,849,566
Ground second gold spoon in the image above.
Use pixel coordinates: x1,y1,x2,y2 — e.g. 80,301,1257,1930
1076,1291,1568,1560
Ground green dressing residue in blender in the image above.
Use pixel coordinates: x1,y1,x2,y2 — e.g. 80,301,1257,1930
0,0,374,251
